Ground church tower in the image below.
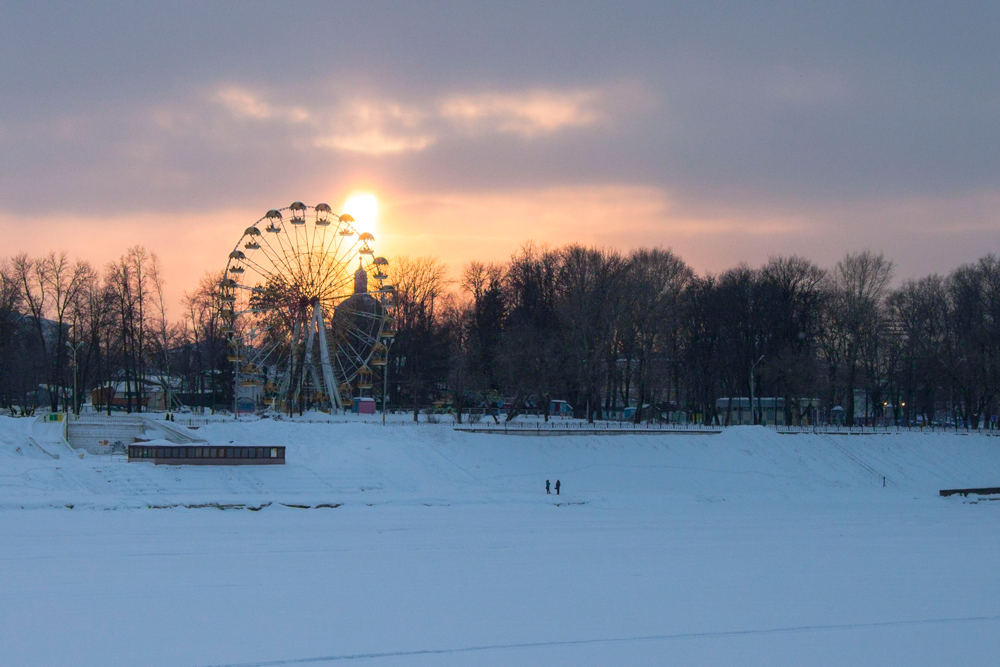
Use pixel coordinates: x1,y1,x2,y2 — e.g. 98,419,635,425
354,262,368,294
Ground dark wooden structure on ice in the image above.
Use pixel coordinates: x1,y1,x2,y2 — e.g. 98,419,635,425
939,487,1000,497
128,444,285,465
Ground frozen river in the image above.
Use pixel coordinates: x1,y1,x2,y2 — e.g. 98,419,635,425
3,498,998,666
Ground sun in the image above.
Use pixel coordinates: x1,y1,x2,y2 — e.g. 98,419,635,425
343,193,378,236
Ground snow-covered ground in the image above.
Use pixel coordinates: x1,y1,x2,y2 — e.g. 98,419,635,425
1,417,999,665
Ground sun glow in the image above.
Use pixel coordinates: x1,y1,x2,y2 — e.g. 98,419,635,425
343,193,378,236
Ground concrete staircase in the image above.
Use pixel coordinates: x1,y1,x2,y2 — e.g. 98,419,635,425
67,415,206,454
29,415,73,459
140,417,206,444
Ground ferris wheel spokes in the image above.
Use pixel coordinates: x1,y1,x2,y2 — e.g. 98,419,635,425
221,202,393,416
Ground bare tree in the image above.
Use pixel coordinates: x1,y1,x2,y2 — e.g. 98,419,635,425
44,254,91,411
148,251,179,410
440,294,481,423
500,244,561,421
0,259,27,409
624,248,693,422
11,254,50,407
389,256,451,420
945,255,1000,428
181,271,227,411
683,274,723,424
76,266,115,414
556,245,627,422
461,261,506,395
888,275,948,425
759,256,826,424
828,250,894,425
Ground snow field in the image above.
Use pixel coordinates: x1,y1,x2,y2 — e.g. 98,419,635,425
2,417,1000,508
1,417,999,665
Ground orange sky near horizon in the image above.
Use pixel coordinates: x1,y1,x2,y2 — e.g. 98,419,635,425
4,185,1000,320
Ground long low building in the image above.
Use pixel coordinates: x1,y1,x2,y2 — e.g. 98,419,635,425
715,397,821,426
128,444,285,465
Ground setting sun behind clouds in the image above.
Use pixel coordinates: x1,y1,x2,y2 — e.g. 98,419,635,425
343,193,378,236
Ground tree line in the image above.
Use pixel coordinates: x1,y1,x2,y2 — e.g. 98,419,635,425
389,245,1000,428
2,243,999,429
0,247,230,414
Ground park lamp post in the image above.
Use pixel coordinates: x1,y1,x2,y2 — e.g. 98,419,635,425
65,339,86,417
750,355,764,425
382,361,388,426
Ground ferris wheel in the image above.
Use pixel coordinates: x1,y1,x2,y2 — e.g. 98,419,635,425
219,201,396,414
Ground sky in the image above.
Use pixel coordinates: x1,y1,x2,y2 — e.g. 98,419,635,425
1,1,998,313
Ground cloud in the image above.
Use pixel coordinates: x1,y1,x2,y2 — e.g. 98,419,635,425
214,87,274,120
213,86,311,123
315,129,435,155
208,84,609,156
439,89,602,136
313,100,436,156
211,86,436,156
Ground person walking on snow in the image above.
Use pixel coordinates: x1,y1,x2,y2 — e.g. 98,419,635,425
546,480,551,494
555,479,561,495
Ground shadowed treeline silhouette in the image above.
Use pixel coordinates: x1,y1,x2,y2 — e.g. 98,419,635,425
2,244,998,428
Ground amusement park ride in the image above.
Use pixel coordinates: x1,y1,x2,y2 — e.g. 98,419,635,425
220,202,396,415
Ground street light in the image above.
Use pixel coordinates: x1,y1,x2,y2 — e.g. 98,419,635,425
382,361,389,426
750,355,764,425
65,340,86,417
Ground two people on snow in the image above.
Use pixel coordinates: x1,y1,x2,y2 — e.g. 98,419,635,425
546,479,560,495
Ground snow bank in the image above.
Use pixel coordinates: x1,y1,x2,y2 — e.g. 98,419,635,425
1,416,998,509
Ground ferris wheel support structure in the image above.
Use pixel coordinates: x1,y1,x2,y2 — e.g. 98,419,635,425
290,302,344,412
314,304,344,411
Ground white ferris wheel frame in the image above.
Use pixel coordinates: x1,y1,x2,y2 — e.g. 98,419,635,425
220,202,395,414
